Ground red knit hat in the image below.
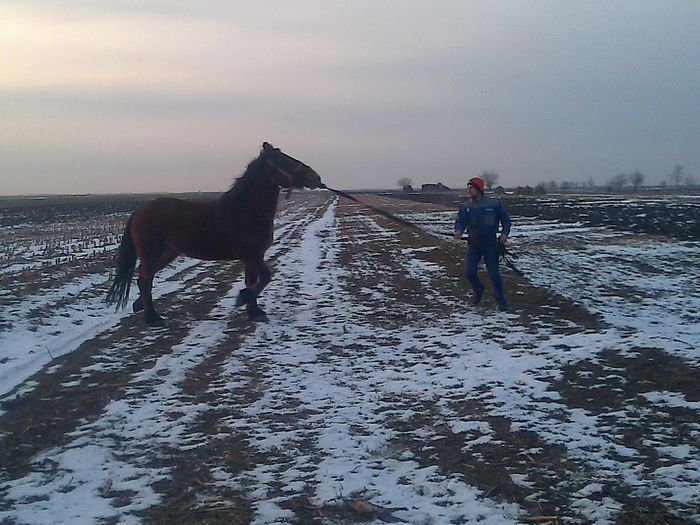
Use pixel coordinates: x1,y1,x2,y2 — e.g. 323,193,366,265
467,177,485,192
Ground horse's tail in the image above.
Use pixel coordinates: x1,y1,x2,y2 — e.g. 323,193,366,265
106,215,137,310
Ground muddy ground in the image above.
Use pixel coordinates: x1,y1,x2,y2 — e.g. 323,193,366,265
0,193,698,524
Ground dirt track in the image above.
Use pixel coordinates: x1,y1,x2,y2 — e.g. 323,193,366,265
1,194,698,524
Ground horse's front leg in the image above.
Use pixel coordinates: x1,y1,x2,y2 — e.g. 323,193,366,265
236,266,258,307
237,259,272,322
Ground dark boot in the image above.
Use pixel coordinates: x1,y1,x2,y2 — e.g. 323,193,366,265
471,291,483,306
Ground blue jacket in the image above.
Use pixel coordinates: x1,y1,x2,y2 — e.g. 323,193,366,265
454,195,511,246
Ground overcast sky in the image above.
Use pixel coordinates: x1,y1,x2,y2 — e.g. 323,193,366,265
1,1,699,195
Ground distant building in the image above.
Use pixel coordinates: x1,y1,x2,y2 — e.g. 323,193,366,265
421,182,451,192
514,185,535,195
493,186,506,195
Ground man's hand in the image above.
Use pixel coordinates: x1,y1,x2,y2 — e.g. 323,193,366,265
498,233,508,244
454,231,463,241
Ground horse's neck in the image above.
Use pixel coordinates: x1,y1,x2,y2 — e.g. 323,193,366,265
252,180,280,221
219,168,280,222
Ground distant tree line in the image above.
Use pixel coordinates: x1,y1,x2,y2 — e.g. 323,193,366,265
536,164,696,193
537,178,595,191
666,164,696,187
399,163,696,194
608,170,645,191
605,164,696,192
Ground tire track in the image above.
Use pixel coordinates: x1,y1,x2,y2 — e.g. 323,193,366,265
132,197,336,524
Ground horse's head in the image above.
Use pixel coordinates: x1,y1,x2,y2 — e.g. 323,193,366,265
261,142,323,189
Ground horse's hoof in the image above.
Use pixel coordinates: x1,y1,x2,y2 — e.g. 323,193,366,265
236,288,253,307
145,313,164,325
249,310,269,323
132,299,144,313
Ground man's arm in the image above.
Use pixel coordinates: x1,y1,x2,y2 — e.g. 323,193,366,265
498,202,511,243
454,205,468,239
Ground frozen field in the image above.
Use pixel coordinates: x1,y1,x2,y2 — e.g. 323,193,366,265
0,193,698,524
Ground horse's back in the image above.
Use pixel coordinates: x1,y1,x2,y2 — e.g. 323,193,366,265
130,197,215,257
130,196,271,261
131,197,209,233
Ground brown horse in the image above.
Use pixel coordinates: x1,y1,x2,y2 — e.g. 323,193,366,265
106,142,323,324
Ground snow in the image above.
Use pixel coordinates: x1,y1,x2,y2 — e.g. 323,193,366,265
1,197,698,523
642,390,700,410
0,257,205,403
510,217,700,363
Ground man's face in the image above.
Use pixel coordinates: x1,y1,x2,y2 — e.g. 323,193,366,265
467,185,480,199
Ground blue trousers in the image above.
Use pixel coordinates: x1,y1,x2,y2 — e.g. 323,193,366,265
465,242,506,305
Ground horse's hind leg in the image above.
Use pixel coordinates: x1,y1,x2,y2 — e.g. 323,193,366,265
136,263,160,325
137,268,160,324
134,249,178,321
133,297,144,313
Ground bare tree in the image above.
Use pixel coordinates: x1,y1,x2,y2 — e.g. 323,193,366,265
629,170,645,191
668,164,684,186
480,171,499,191
609,173,628,191
397,177,413,190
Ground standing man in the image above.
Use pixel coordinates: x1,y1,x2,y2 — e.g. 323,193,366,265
454,177,511,310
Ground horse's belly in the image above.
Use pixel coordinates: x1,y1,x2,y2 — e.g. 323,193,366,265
179,242,236,261
175,236,271,262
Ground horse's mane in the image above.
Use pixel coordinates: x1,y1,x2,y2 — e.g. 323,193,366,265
220,154,265,208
